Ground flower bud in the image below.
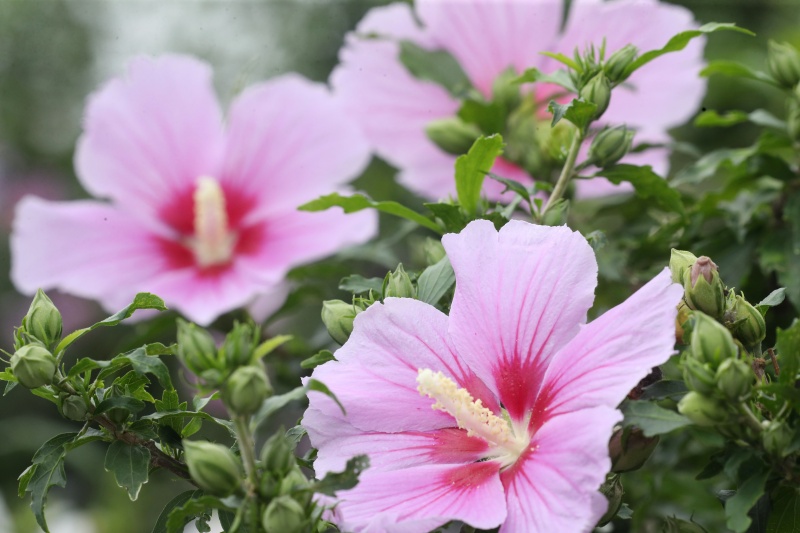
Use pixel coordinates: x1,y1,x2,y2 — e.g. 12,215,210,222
425,117,482,156
279,467,311,497
261,429,296,477
25,289,62,349
729,295,766,347
604,44,638,83
423,238,446,265
384,264,416,299
609,427,659,473
762,421,792,458
596,475,623,527
767,40,800,89
669,249,698,284
682,357,717,395
321,300,360,345
677,391,729,426
223,365,272,415
675,301,693,345
59,394,89,421
11,344,56,389
588,126,633,168
183,440,241,496
683,257,725,318
690,312,737,367
262,496,306,533
176,319,220,375
222,322,256,368
715,358,753,401
580,72,611,119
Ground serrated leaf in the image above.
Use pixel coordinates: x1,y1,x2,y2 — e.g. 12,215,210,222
299,192,442,233
757,288,786,315
24,432,78,532
95,396,146,416
339,275,384,296
595,164,684,214
104,441,150,501
416,256,456,306
252,335,292,361
313,455,369,496
105,346,173,390
701,60,782,88
398,41,472,97
152,490,203,533
487,173,532,208
776,319,800,385
725,469,770,532
18,465,35,498
425,202,468,232
252,386,307,430
766,487,800,533
547,98,597,131
306,379,346,415
621,400,692,436
301,350,336,370
455,135,504,216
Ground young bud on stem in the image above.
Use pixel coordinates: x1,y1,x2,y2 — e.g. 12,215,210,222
730,295,766,347
604,44,638,83
669,249,698,284
261,429,296,477
715,358,753,401
690,312,737,367
183,440,242,496
384,264,416,299
222,322,256,368
262,496,306,533
580,72,611,119
176,319,220,375
223,365,272,415
677,391,729,426
683,257,725,318
767,40,800,89
321,300,361,345
25,289,62,349
11,344,56,389
609,427,659,473
588,126,633,168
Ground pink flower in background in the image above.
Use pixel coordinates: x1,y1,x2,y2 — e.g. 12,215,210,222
304,220,682,532
332,0,705,199
11,55,376,325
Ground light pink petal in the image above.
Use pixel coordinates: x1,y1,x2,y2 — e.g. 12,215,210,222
11,197,168,306
501,406,620,532
222,74,371,221
443,220,597,422
75,55,225,222
307,298,498,433
247,283,292,323
334,462,506,532
539,268,682,418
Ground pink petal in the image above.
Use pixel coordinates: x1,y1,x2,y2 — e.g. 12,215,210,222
247,283,292,323
11,197,168,308
500,406,621,532
307,298,498,433
75,55,225,223
538,268,682,418
222,74,371,221
334,462,506,532
443,220,597,422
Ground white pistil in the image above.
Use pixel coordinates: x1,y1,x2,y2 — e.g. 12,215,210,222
190,177,236,268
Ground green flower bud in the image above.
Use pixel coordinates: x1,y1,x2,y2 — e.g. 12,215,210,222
106,385,131,426
223,365,272,415
259,472,280,499
425,117,482,156
25,289,62,349
604,44,638,83
176,319,220,375
609,427,659,473
588,126,634,168
715,358,753,401
262,496,306,533
677,391,729,426
384,264,416,299
767,40,800,89
492,68,523,112
729,295,766,347
222,322,256,368
183,440,241,496
261,429,296,477
788,98,800,142
423,238,446,266
682,357,717,395
11,344,56,389
279,467,311,497
59,395,89,422
580,72,611,119
669,249,698,284
321,300,360,345
683,257,725,318
762,421,793,457
690,312,737,367
596,475,624,527
676,301,693,345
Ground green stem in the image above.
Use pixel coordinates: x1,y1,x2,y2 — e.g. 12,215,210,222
541,129,584,219
233,415,260,529
738,403,764,435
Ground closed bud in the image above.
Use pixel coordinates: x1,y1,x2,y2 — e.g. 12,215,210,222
385,264,416,299
683,257,725,318
682,357,717,395
222,322,256,368
223,365,272,415
59,394,89,421
25,290,62,349
730,295,766,347
604,44,638,83
183,440,241,496
425,117,482,156
596,475,624,527
261,429,296,477
690,312,737,367
262,495,306,533
669,249,698,284
11,344,56,389
279,467,311,497
259,472,280,499
321,300,360,345
176,319,220,375
423,238,446,265
580,72,611,119
767,40,800,89
609,427,659,473
677,391,729,426
762,421,793,457
715,358,753,401
588,126,633,168
676,301,693,345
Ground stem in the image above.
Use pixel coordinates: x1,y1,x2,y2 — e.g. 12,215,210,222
233,415,260,530
541,130,584,219
738,403,764,435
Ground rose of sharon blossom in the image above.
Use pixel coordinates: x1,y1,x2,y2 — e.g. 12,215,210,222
11,55,376,325
304,220,682,532
332,0,705,199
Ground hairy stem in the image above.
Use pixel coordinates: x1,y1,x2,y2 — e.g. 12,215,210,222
233,415,261,530
541,129,583,219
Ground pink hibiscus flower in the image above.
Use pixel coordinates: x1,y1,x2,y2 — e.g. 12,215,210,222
304,220,682,532
332,0,705,199
11,55,377,325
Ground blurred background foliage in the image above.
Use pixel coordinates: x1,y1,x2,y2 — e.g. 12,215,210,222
0,0,799,532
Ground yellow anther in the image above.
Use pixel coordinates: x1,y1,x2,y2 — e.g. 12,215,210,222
191,177,236,268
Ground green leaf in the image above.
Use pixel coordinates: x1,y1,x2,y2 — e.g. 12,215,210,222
95,396,146,416
18,465,34,498
416,257,456,306
695,109,786,130
776,319,800,385
152,490,203,533
487,173,532,208
23,432,78,532
252,386,307,429
301,350,336,370
547,98,597,131
425,203,468,233
624,23,755,78
398,41,472,97
757,288,786,315
252,335,292,361
339,275,384,296
673,147,755,186
621,400,692,436
104,346,173,390
104,441,150,501
595,164,684,214
513,67,577,93
299,192,442,234
313,455,370,496
165,494,232,533
539,51,581,71
306,378,346,415
640,380,689,401
455,135,504,216
767,487,800,533
725,469,770,533
701,60,783,88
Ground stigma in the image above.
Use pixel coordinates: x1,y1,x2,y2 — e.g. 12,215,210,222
190,177,236,268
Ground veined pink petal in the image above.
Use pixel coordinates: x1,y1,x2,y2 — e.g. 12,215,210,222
443,220,597,422
75,55,225,223
538,268,682,419
223,74,371,222
500,406,621,532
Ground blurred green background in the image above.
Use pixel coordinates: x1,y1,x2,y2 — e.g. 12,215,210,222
0,1,798,532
